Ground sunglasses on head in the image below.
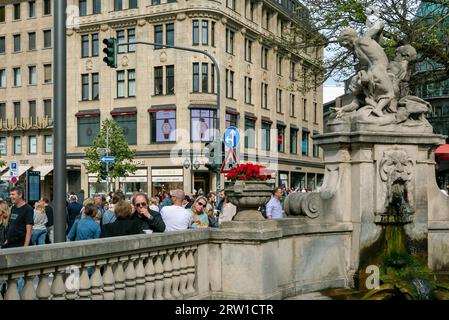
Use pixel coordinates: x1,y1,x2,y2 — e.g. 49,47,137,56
135,202,147,207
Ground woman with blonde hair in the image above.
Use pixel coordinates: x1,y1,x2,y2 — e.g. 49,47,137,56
0,202,10,248
189,196,209,229
31,200,48,245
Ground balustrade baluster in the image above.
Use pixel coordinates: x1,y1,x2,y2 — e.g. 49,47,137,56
50,267,66,300
144,253,156,300
91,260,106,300
135,254,146,300
114,258,126,300
171,249,181,299
36,268,53,300
125,255,137,300
22,271,39,300
186,246,197,295
153,252,164,300
179,249,189,296
79,263,93,300
162,250,173,300
103,258,116,300
64,265,81,300
4,273,22,300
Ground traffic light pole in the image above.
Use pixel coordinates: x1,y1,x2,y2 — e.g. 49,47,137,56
117,41,222,192
106,125,111,193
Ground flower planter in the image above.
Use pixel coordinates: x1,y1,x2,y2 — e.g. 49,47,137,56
225,180,273,221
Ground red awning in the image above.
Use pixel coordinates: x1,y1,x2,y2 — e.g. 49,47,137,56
435,144,449,154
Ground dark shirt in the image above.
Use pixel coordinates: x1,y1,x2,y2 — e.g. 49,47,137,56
67,202,83,233
100,217,143,238
5,203,34,247
217,199,224,212
45,205,54,227
133,210,166,233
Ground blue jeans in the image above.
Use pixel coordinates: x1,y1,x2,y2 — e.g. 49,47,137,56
31,229,47,245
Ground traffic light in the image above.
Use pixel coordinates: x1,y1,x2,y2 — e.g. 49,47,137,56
99,163,108,181
102,38,117,68
205,140,223,172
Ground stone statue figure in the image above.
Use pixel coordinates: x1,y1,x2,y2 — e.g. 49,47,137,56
331,20,431,130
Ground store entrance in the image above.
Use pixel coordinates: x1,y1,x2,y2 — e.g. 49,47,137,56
194,171,210,195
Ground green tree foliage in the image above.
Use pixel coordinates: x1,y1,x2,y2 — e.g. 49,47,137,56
284,0,449,88
84,118,137,182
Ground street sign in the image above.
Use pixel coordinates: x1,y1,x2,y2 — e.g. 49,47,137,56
223,127,240,149
96,148,110,155
220,148,239,173
100,156,115,163
10,176,17,184
10,162,18,177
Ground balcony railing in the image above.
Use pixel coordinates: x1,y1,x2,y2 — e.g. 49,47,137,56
0,116,54,131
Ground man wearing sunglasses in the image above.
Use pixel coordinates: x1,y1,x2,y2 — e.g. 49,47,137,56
160,189,192,231
132,193,165,232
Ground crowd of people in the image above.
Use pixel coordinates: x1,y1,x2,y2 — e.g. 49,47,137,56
0,184,293,249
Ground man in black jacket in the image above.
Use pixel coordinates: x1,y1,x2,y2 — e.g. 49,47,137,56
132,193,165,232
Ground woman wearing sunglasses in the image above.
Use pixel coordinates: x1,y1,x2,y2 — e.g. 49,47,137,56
132,193,166,233
189,196,209,229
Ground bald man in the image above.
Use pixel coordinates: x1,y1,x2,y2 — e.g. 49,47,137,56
160,189,193,231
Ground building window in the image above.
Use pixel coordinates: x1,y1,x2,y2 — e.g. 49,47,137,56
225,28,235,54
314,102,318,123
290,62,296,81
261,83,268,109
166,23,174,46
113,114,137,145
245,39,252,62
277,125,285,153
43,0,51,15
81,74,89,100
14,136,22,154
154,66,163,95
117,28,135,53
249,0,255,21
78,116,100,146
211,64,215,94
28,32,36,50
79,0,87,16
93,0,101,14
191,109,216,142
92,33,99,56
117,71,125,98
14,102,20,121
13,34,21,52
244,77,252,104
193,63,199,93
14,3,21,20
28,1,36,18
81,35,89,58
0,37,5,53
202,21,208,45
211,22,216,47
92,73,99,100
128,29,135,52
28,66,37,85
261,47,268,69
226,0,236,10
117,30,125,53
0,69,5,87
154,25,163,49
0,136,6,156
276,89,282,113
0,6,5,23
44,135,52,153
277,55,282,75
28,136,37,154
150,110,176,143
128,69,135,97
303,98,307,120
29,101,36,125
193,20,199,45
261,122,271,151
114,0,123,11
152,0,161,5
0,103,5,119
302,130,309,156
13,68,21,86
290,128,298,154
129,0,138,9
202,63,208,93
244,118,255,149
313,138,320,158
226,69,234,98
43,30,51,48
44,99,52,118
44,64,52,83
226,112,238,128
290,94,295,117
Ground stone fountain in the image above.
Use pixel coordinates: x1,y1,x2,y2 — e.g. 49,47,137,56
284,18,449,299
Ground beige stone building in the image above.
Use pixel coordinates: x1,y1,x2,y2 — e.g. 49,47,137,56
1,0,324,199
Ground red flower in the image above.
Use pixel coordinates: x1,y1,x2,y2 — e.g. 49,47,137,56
226,163,272,181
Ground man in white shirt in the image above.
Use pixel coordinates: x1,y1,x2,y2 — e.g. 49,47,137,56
161,189,193,231
265,187,284,220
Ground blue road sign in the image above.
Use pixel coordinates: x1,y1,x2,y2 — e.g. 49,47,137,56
100,156,115,163
223,127,240,149
10,162,18,171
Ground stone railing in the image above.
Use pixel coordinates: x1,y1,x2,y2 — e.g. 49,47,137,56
0,230,210,300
